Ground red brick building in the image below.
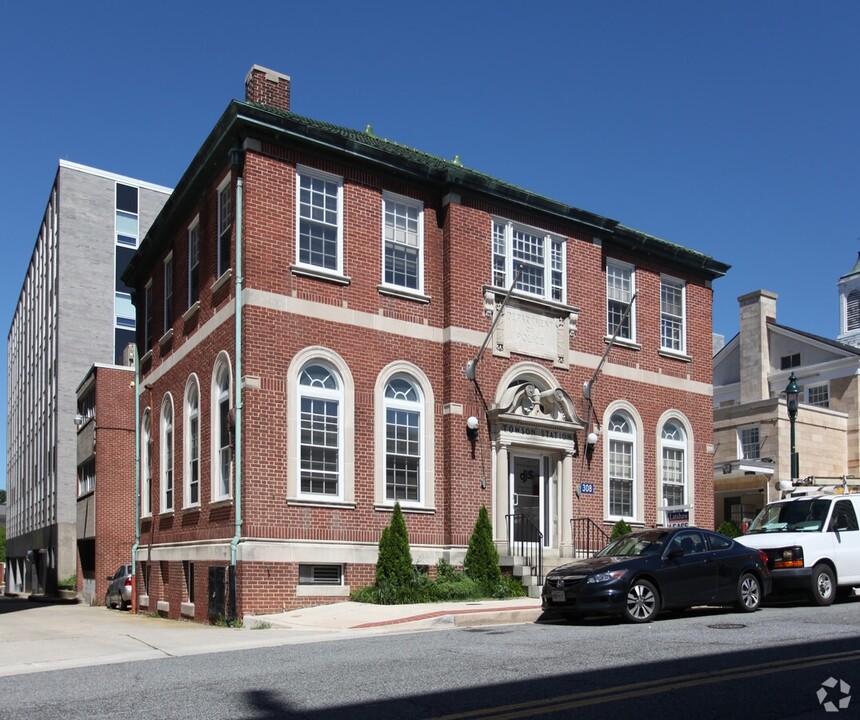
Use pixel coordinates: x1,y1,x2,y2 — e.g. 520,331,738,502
123,66,730,620
75,363,136,605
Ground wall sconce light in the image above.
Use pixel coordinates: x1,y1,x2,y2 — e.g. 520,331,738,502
466,416,479,442
466,416,479,459
73,414,84,428
586,432,598,447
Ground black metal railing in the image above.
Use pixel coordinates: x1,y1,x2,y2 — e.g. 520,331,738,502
505,513,543,585
570,517,610,557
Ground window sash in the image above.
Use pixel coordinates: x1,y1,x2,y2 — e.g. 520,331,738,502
163,257,173,332
300,397,340,495
492,220,564,302
298,172,341,271
662,447,685,506
217,183,232,277
383,195,422,291
385,408,420,501
740,428,760,460
660,279,685,351
218,393,231,497
188,224,200,306
609,439,633,517
607,262,633,339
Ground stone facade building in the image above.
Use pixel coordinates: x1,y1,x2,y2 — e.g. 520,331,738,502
713,257,860,529
123,66,729,619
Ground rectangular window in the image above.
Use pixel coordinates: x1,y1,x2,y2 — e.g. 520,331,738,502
808,384,829,408
383,193,423,291
660,276,686,353
739,427,760,460
188,221,200,307
299,565,343,586
609,439,633,517
297,168,343,273
116,183,139,247
77,458,95,496
218,391,232,498
189,411,199,504
217,178,232,278
780,353,801,370
163,255,173,334
606,260,634,340
492,219,565,302
385,408,420,501
300,397,339,495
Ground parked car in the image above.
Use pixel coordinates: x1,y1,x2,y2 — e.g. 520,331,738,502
105,564,133,610
736,491,860,606
542,527,772,623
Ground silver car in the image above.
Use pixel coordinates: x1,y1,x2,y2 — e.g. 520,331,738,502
105,564,132,610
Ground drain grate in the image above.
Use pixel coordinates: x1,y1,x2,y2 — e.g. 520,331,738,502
708,623,747,630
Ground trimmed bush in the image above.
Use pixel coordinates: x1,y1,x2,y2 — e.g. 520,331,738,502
610,519,632,539
464,505,502,590
717,520,742,538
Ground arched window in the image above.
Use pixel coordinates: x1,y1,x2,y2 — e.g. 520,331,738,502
142,409,152,517
661,420,687,508
384,376,423,503
213,358,232,501
298,362,342,498
608,412,635,519
185,377,200,507
161,395,174,512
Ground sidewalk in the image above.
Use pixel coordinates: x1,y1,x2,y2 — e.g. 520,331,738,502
0,595,543,677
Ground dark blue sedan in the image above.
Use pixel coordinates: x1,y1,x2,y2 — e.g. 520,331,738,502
542,527,772,623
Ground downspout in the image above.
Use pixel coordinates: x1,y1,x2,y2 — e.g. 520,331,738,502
229,147,245,575
131,346,141,611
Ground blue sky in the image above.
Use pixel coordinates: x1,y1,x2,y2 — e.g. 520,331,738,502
2,2,859,489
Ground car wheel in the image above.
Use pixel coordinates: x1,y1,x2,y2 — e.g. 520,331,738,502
736,572,762,612
624,579,659,623
105,591,112,609
810,564,836,606
120,599,130,611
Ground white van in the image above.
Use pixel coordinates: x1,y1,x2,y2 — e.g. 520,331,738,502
736,492,860,605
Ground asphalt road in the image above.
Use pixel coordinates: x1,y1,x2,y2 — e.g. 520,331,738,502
1,597,858,719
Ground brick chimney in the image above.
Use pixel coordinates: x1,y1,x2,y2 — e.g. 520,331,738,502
245,65,291,112
738,289,778,404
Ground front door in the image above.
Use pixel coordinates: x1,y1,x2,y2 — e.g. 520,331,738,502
511,454,548,546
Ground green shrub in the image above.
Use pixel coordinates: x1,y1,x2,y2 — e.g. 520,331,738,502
464,506,501,590
717,520,741,538
610,520,632,539
375,502,413,589
57,575,77,590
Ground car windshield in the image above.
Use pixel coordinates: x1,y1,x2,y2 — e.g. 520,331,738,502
595,532,666,557
746,498,831,533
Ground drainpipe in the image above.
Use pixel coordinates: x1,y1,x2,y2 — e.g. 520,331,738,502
131,346,141,611
229,147,245,581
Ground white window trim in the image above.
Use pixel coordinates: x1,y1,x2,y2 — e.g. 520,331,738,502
738,425,761,461
294,166,345,278
211,352,233,502
380,191,424,295
656,412,694,518
374,362,436,511
603,402,644,523
216,174,232,280
287,347,355,507
184,375,201,509
492,217,566,304
163,252,174,336
187,215,200,309
160,394,175,514
660,274,687,354
606,258,636,344
142,408,152,518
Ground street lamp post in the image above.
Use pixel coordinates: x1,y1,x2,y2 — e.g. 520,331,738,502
785,372,800,480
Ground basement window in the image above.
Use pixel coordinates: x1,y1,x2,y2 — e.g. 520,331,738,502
299,564,343,586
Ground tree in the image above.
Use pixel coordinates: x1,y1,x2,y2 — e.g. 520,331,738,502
0,489,6,503
375,502,413,588
0,526,5,562
464,506,501,589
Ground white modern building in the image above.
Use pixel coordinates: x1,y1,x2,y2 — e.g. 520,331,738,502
5,161,171,595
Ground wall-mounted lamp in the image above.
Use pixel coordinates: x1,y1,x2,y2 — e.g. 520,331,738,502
586,432,598,447
73,414,84,428
466,416,479,442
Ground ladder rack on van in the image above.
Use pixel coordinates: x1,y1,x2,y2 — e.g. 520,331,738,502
775,475,859,498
